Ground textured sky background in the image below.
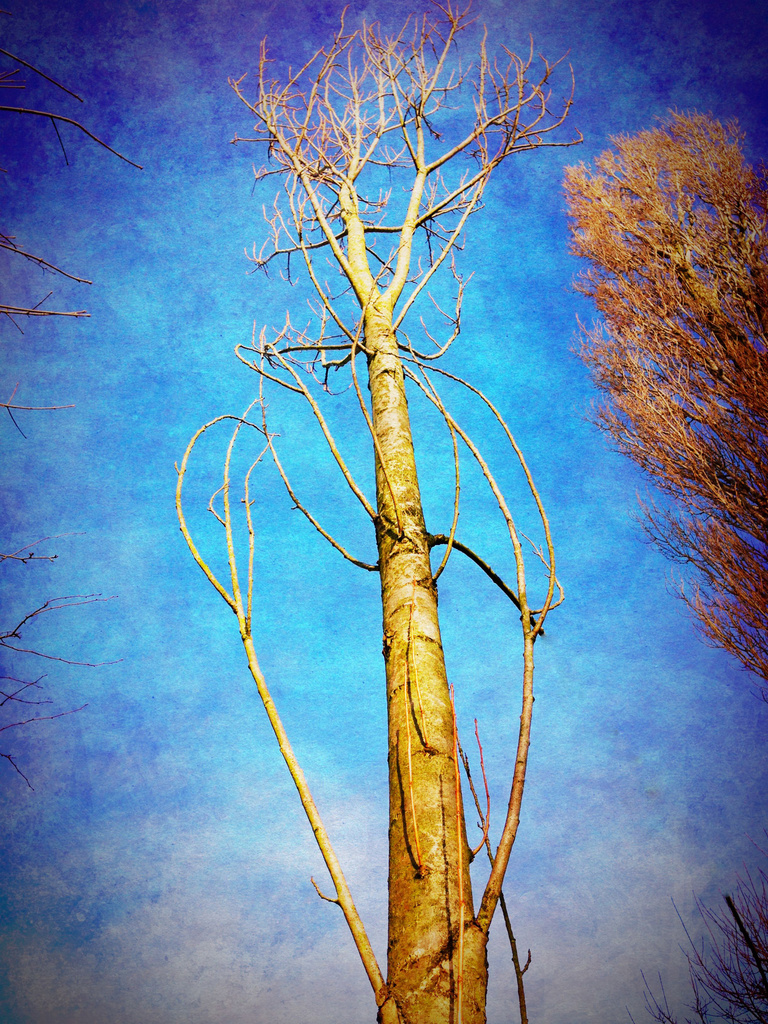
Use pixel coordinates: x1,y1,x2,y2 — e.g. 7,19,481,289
1,1,767,1022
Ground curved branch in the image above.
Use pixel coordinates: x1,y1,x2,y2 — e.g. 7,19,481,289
404,365,540,936
265,344,377,519
428,535,520,612
404,365,530,622
423,363,562,634
177,398,393,1017
175,416,243,612
262,400,378,571
429,411,460,584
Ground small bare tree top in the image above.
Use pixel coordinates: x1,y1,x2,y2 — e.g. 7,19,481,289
230,0,578,353
636,846,768,1024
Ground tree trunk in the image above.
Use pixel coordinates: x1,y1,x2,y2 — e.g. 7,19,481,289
365,307,489,1024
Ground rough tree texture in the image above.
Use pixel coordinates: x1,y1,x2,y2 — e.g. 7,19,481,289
365,310,484,1021
565,113,768,686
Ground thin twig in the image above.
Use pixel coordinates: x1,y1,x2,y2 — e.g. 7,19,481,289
403,645,425,876
0,48,84,100
449,684,466,1024
0,107,142,167
460,735,530,1024
311,876,341,905
725,893,768,996
262,397,378,571
0,237,91,283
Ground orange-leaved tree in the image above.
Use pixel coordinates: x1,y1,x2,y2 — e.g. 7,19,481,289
564,112,768,688
177,5,577,1022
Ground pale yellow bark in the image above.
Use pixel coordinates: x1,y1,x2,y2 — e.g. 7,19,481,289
363,307,488,1023
208,16,574,1018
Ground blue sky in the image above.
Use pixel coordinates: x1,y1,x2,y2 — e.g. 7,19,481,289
1,1,766,1022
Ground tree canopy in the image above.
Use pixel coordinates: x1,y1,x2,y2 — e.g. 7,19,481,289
565,112,768,686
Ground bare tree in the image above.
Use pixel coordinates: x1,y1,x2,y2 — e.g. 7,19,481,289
564,112,768,687
177,5,576,1022
634,851,768,1024
1,17,135,784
